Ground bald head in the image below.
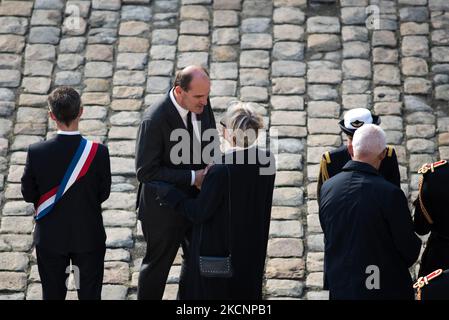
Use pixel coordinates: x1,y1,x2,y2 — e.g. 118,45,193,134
173,65,211,114
350,124,387,170
174,65,210,91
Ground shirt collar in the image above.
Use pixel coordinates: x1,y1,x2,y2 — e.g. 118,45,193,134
170,88,189,119
57,130,80,135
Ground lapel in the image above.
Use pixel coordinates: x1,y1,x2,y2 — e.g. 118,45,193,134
164,91,188,131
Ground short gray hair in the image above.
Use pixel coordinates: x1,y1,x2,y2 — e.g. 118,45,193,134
222,102,264,148
352,124,386,158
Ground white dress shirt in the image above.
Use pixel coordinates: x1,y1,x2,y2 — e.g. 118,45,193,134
57,130,80,135
170,89,199,186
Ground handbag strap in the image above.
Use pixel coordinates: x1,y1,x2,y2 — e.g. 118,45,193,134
199,165,232,255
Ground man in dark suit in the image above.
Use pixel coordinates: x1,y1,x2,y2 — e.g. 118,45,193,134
319,124,421,299
135,66,218,299
21,87,111,300
317,108,400,201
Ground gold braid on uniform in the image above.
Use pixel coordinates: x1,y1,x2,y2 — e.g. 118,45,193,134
387,146,393,158
320,152,331,182
417,175,434,225
413,269,443,300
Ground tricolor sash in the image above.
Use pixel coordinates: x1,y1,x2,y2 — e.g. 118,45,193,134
35,137,99,221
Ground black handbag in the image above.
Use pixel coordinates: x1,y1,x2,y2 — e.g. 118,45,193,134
198,165,233,278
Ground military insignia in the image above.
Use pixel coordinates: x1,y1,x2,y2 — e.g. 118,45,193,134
387,146,393,158
414,269,443,300
350,120,364,128
418,160,448,174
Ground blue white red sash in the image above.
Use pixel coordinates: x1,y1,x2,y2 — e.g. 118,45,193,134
35,138,99,220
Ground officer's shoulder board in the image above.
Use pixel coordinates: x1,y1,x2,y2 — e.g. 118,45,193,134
413,269,443,300
418,160,447,174
319,151,331,181
416,160,447,225
386,145,394,158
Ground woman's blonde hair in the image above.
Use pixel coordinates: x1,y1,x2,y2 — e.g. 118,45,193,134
222,102,264,148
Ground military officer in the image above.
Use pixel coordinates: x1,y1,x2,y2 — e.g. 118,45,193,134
317,108,401,201
414,160,449,277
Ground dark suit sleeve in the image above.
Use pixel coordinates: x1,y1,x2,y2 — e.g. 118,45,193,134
413,196,432,235
99,145,111,203
383,148,401,187
175,165,226,224
383,188,421,267
135,118,191,187
21,148,39,206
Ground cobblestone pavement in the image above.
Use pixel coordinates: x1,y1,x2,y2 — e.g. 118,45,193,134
0,0,448,300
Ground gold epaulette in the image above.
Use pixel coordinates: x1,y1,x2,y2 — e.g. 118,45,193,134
413,269,443,300
387,146,394,158
320,152,331,182
417,160,448,174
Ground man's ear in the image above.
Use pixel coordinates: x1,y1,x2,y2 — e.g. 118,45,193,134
348,143,354,158
77,107,83,119
49,111,57,121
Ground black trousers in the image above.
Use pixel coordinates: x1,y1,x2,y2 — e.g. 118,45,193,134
137,215,190,300
36,246,105,300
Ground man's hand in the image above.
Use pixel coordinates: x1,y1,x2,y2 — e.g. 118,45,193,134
194,169,205,190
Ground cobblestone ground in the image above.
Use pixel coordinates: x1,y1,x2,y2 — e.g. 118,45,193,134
0,0,448,300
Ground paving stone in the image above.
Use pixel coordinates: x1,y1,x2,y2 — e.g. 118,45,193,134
0,217,34,234
404,78,432,94
342,26,368,42
0,17,29,35
308,234,324,252
275,171,303,186
147,60,174,76
307,16,340,33
110,112,141,126
307,34,341,52
18,94,48,107
29,27,60,44
110,157,136,174
436,85,449,101
373,47,398,63
0,70,21,88
429,0,449,11
210,63,238,80
407,139,435,154
150,45,176,61
213,11,238,27
180,20,209,36
402,36,429,58
211,45,238,62
113,87,144,99
55,71,81,86
272,78,305,95
119,21,149,37
374,102,402,115
432,47,449,63
92,0,121,10
272,61,306,77
0,1,34,16
270,220,303,238
400,22,429,36
406,125,435,139
402,57,428,76
267,238,304,257
147,77,171,94
113,71,146,86
88,28,117,44
307,69,341,84
240,69,269,86
241,18,270,33
274,24,304,41
57,54,84,70
240,50,270,68
274,7,305,24
271,96,304,111
0,253,29,271
342,94,371,109
211,80,237,96
177,52,209,68
265,258,305,279
0,272,27,291
372,30,396,47
272,187,303,206
102,285,128,300
342,80,370,94
308,85,338,100
374,87,401,103
374,64,401,85
308,101,340,118
117,53,148,70
79,119,108,135
343,41,370,59
60,37,86,53
180,5,209,20
242,0,273,17
241,33,272,50
400,7,428,22
83,79,110,92
16,107,48,124
178,35,210,51
0,35,25,53
342,59,371,79
22,77,51,94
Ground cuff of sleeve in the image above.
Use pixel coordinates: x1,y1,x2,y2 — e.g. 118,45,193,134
191,170,195,186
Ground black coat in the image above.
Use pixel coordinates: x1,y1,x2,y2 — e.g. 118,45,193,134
151,148,276,300
414,161,449,277
317,145,400,201
420,269,449,300
21,134,111,253
319,160,421,300
135,92,217,221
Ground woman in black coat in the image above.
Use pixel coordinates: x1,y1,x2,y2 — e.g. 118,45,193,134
154,102,276,299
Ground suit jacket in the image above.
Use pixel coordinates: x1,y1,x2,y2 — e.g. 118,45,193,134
319,160,421,300
135,91,217,221
149,148,276,300
21,134,111,254
414,161,449,276
317,145,400,201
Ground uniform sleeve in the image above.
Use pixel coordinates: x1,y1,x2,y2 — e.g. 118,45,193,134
99,145,111,203
135,119,191,187
382,148,401,187
413,196,432,235
383,188,421,267
21,148,39,206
